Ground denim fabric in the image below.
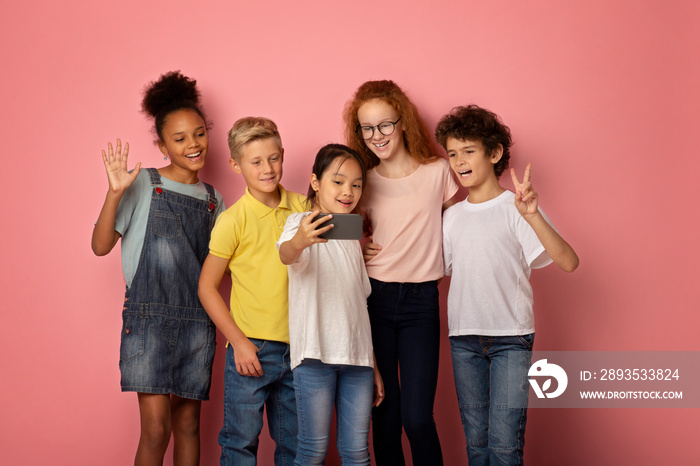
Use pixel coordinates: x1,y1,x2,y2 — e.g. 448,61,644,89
219,340,298,466
367,278,443,466
119,304,216,400
119,168,218,400
450,334,534,466
292,359,373,466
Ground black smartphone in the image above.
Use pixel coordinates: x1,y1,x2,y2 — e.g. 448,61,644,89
312,213,363,240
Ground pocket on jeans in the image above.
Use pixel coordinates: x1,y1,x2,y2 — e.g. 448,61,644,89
516,333,535,350
153,210,184,238
414,282,439,300
369,278,386,292
120,314,146,362
249,338,266,352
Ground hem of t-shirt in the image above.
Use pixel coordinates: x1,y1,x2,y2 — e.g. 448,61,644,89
208,249,233,260
225,335,290,348
526,245,552,269
367,272,444,283
448,328,535,337
293,355,374,370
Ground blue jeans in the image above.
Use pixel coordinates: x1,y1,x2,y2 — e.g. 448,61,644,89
293,359,373,465
219,340,298,466
450,334,534,466
368,278,443,466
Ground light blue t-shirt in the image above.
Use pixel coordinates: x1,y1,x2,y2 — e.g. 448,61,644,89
114,170,225,287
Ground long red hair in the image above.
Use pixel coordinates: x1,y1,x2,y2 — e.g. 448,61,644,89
343,80,439,169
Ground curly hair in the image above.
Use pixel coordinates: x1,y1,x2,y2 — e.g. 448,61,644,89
435,105,512,178
343,80,438,169
141,71,208,141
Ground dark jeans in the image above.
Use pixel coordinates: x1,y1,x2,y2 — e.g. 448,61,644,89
368,278,443,466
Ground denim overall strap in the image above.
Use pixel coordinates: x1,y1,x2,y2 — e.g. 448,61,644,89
124,168,216,318
147,167,163,187
202,181,217,230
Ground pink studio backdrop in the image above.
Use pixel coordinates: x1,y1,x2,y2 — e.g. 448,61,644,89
1,1,698,464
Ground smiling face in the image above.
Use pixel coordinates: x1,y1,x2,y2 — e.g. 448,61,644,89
158,109,208,181
311,156,363,214
446,137,503,197
230,137,284,206
357,99,408,164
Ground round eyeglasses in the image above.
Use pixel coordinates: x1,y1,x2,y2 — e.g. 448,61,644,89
356,116,402,140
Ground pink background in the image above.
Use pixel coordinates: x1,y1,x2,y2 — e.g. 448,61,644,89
2,1,698,464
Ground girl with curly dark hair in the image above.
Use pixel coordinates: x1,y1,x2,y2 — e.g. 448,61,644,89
92,71,224,466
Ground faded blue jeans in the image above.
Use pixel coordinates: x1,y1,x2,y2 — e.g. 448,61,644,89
450,334,534,466
293,359,373,465
219,340,298,466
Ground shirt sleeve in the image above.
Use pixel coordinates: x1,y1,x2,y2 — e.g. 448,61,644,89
277,212,311,270
214,191,226,217
516,207,554,269
209,210,239,259
114,170,148,236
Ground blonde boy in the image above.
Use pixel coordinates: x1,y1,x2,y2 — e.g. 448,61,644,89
198,117,306,466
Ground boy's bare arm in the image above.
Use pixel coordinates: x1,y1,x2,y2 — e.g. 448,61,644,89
443,193,458,211
198,253,264,377
511,164,579,272
523,212,579,272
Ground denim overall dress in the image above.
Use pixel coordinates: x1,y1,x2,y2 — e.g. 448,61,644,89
119,168,217,401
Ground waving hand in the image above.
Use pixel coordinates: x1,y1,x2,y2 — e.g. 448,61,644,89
92,139,141,256
102,138,141,194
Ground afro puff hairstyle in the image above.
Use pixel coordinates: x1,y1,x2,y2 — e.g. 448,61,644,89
141,71,208,141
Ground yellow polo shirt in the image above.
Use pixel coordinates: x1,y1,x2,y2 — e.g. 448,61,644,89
209,185,307,343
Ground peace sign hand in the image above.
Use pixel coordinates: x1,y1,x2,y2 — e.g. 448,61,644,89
101,138,141,194
510,163,539,217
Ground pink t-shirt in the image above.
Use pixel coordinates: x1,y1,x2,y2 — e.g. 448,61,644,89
361,157,459,283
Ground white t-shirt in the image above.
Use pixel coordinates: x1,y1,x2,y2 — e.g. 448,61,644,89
443,190,553,336
277,212,373,370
